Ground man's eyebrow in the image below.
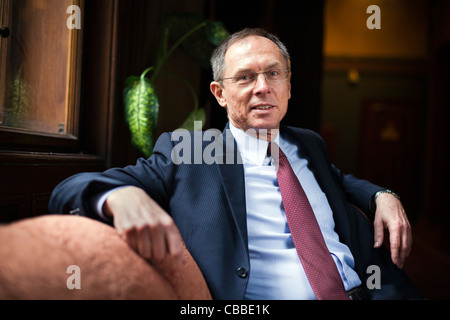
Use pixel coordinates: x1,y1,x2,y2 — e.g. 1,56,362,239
265,62,283,70
232,68,253,75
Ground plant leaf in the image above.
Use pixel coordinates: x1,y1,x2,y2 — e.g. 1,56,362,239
205,20,229,46
123,69,159,157
165,12,217,69
178,108,206,131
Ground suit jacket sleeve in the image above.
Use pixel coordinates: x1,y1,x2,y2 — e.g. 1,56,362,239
331,164,382,219
48,132,175,223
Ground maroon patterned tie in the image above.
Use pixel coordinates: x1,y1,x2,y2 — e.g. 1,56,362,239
268,142,349,300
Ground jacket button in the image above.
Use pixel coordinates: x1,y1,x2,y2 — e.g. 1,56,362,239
237,267,248,279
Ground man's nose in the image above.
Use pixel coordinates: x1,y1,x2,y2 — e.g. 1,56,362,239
253,73,271,94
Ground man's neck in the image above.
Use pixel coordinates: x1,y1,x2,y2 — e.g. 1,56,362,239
229,123,279,141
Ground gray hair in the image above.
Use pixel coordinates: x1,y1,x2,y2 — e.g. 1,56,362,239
210,28,291,82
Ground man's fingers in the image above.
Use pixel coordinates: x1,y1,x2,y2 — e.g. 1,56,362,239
137,227,152,259
149,223,168,262
123,227,139,254
389,228,401,268
373,217,384,248
373,219,411,269
396,220,412,268
166,223,185,274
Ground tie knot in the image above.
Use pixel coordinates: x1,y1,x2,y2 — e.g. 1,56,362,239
267,142,285,159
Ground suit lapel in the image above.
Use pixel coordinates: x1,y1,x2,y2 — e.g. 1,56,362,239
214,124,248,246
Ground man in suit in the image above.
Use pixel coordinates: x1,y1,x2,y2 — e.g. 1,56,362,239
49,28,419,299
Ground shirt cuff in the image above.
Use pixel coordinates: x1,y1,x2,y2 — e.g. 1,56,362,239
92,186,128,221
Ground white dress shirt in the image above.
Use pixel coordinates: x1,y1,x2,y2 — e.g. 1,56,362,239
229,123,361,300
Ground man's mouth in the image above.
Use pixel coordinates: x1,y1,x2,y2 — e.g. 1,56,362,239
252,105,274,110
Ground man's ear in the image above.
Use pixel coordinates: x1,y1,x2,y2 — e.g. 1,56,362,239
210,82,227,108
287,72,292,100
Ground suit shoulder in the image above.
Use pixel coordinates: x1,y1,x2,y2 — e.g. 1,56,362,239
284,126,324,143
283,126,329,157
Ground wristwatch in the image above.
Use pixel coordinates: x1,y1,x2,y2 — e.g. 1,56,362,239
370,189,400,211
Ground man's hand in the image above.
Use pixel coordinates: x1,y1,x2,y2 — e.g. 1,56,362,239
373,193,412,268
103,186,184,275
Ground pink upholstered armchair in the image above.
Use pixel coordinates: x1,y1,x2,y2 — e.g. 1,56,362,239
0,215,212,300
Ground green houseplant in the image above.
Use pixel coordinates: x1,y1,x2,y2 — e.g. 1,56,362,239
123,12,229,157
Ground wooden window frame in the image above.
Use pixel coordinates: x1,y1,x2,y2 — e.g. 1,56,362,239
0,0,84,153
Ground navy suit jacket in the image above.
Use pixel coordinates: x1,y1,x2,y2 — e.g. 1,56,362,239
49,124,421,300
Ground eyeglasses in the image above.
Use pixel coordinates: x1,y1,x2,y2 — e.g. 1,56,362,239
218,68,290,87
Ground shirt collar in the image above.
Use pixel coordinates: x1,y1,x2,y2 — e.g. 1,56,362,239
229,122,280,166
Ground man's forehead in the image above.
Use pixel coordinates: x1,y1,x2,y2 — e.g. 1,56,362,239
225,36,284,68
227,36,279,55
